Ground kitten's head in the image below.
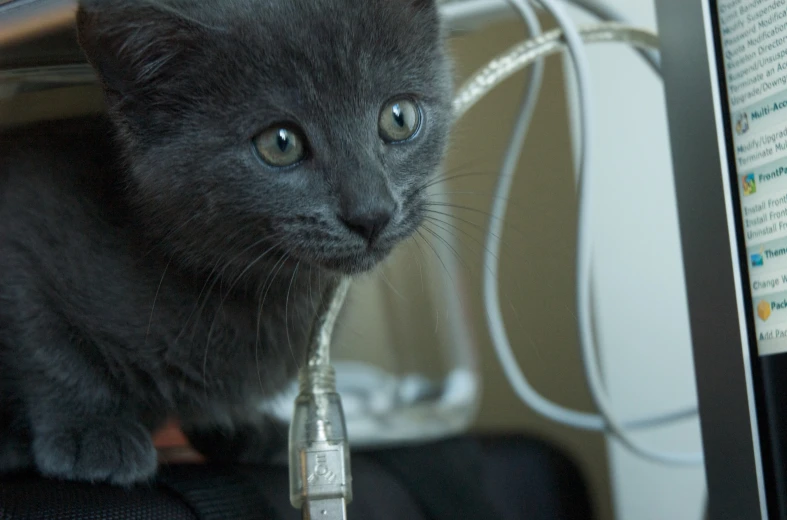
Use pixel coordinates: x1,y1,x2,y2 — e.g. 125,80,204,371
77,0,453,276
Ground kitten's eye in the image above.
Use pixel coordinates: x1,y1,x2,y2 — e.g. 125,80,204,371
253,126,307,167
379,98,421,143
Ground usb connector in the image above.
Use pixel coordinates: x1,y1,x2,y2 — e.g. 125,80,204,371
304,498,347,520
289,278,353,520
289,365,352,520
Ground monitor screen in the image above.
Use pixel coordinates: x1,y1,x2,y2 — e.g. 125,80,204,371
712,0,787,515
716,0,787,355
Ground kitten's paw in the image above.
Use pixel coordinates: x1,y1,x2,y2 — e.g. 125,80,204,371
32,419,157,485
185,421,286,465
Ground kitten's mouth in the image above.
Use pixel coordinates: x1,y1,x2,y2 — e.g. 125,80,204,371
314,246,394,275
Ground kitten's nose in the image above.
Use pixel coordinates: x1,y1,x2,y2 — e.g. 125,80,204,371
340,207,393,245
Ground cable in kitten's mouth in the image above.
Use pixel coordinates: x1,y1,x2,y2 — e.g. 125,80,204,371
312,248,394,275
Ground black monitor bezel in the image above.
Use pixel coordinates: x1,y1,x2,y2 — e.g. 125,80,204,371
656,0,775,517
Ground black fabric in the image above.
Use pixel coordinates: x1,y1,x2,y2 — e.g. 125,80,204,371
368,438,507,519
354,436,595,520
0,471,196,520
210,436,596,520
0,435,595,520
158,465,277,520
239,455,437,520
477,435,596,520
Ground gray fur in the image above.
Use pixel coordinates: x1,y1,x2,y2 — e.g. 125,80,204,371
0,0,452,485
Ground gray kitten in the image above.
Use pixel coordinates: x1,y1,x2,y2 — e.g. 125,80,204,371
0,0,452,485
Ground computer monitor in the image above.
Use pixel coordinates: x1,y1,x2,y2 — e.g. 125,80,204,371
657,1,787,518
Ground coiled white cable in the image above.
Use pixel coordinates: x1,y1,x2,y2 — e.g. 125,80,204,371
554,1,703,465
461,2,704,465
460,25,682,431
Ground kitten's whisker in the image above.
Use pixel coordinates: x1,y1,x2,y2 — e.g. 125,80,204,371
422,208,505,239
434,159,485,178
189,271,226,345
202,238,287,389
423,191,525,211
196,272,224,399
138,212,203,260
420,223,469,272
422,213,509,262
419,171,496,191
254,277,269,394
415,228,454,286
257,251,292,369
422,202,528,237
407,236,426,295
182,232,285,342
424,190,498,197
424,216,485,252
421,224,527,341
175,258,225,348
146,253,174,341
307,264,324,327
307,263,316,316
259,253,287,309
249,248,287,382
192,237,282,393
174,229,265,345
317,265,323,303
421,166,490,189
420,222,504,336
219,233,287,298
378,265,407,303
214,238,287,320
413,231,448,329
257,250,293,365
422,217,503,281
285,261,301,369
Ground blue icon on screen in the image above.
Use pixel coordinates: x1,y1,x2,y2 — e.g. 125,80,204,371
752,253,764,267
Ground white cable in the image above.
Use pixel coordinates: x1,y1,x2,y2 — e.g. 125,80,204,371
546,0,703,466
440,0,659,72
460,24,693,432
563,0,660,72
484,4,618,429
482,2,704,464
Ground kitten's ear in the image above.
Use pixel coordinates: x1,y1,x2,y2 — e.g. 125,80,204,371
76,0,202,95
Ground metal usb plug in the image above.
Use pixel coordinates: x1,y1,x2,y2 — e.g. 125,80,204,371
289,278,352,520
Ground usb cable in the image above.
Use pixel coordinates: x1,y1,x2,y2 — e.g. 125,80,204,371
289,278,353,520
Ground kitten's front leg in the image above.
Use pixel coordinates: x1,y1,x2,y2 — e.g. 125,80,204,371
21,363,159,485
